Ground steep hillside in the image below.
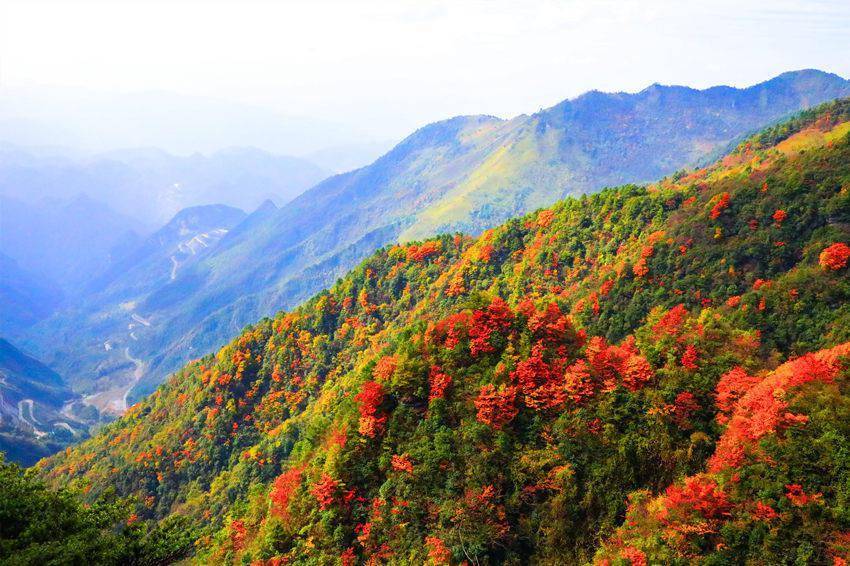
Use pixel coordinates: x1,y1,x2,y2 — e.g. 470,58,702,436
32,70,850,404
595,342,850,565
0,340,85,466
37,99,850,563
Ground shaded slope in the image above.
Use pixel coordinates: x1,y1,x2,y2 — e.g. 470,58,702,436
0,143,329,225
0,339,82,466
0,253,63,336
0,194,147,296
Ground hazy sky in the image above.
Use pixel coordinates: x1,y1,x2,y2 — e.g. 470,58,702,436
2,0,850,140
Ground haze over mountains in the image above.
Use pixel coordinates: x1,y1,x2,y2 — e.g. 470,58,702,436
17,69,848,404
0,143,330,225
2,69,849,462
0,142,331,337
0,86,391,170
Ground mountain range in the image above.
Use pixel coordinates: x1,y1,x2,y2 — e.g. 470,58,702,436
0,143,330,225
29,97,850,564
20,69,850,411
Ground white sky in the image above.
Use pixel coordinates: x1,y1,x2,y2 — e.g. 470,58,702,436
1,0,849,140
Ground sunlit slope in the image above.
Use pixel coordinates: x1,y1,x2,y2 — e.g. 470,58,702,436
38,98,850,563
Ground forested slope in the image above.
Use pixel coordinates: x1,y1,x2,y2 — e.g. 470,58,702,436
35,99,850,564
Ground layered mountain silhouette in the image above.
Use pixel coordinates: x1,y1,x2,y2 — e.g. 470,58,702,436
0,143,329,225
23,70,850,407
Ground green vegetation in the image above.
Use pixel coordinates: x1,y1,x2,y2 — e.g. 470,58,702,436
0,454,195,565
17,98,850,564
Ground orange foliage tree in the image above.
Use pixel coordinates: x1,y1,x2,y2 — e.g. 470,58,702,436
819,242,850,271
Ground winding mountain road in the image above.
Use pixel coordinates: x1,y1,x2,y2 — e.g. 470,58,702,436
17,399,47,437
18,398,39,425
121,347,145,412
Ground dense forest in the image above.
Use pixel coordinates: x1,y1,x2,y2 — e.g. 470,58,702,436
5,99,850,564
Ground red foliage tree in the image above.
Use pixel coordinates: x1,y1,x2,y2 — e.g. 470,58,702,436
355,381,386,438
584,336,654,392
428,365,452,401
620,547,647,566
474,384,519,429
270,465,305,522
425,536,451,564
477,243,494,263
772,209,787,225
311,473,340,510
709,346,848,472
452,485,510,542
751,501,779,521
406,240,442,262
585,336,622,391
564,359,595,404
429,312,472,350
510,346,567,410
714,367,760,423
391,454,414,474
671,391,700,428
469,297,514,356
230,519,247,551
785,484,823,507
372,355,398,382
709,192,731,219
425,536,452,565
621,354,654,392
652,304,688,337
537,209,555,228
819,243,850,271
680,344,699,371
659,476,732,532
526,302,576,348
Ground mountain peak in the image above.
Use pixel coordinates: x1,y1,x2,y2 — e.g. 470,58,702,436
160,204,246,236
772,68,846,81
254,198,278,213
545,69,848,118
